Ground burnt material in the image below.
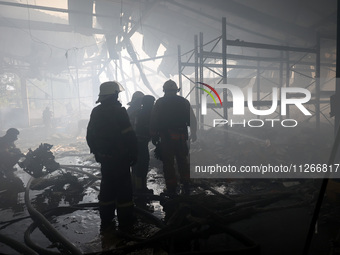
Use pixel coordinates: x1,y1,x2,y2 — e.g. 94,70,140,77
18,143,60,178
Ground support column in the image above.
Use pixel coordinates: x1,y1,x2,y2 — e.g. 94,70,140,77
279,51,283,120
336,3,340,133
256,54,260,119
315,33,321,130
20,77,30,127
178,45,183,97
50,75,55,116
222,17,228,121
286,51,290,118
199,32,204,128
194,35,200,126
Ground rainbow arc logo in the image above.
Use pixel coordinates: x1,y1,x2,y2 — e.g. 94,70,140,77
195,82,312,117
196,82,223,107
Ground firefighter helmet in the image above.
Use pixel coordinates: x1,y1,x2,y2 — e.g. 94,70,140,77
163,80,179,91
98,81,122,96
128,91,145,105
6,128,19,136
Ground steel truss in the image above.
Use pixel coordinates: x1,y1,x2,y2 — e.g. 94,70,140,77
178,18,336,130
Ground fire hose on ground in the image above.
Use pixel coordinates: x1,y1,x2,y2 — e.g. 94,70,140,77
0,141,261,255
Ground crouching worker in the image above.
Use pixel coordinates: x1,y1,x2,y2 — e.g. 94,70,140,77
86,81,138,232
0,128,23,179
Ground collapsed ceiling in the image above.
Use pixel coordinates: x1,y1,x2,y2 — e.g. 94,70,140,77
0,0,337,105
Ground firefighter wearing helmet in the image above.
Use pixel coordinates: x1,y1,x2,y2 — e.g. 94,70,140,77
150,79,197,196
127,91,145,130
0,128,23,179
86,81,138,231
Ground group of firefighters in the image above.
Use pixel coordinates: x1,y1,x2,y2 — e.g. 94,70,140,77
86,79,197,230
0,79,197,232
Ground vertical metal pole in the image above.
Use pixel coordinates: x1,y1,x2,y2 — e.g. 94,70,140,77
194,35,200,126
286,51,290,118
50,75,55,116
76,64,81,116
222,17,228,120
256,54,260,119
199,32,204,127
316,33,321,131
119,53,130,102
336,1,340,133
178,45,183,97
279,51,283,120
303,8,340,251
20,77,30,127
92,67,98,105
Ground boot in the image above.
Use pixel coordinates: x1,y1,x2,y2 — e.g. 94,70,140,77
117,205,135,229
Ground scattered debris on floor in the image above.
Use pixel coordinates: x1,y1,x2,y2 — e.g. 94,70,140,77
0,125,339,255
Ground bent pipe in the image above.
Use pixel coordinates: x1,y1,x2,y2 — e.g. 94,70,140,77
24,202,165,254
60,166,100,180
0,204,98,230
0,215,32,230
25,222,60,255
60,164,101,170
22,166,166,255
0,233,38,255
25,177,83,255
25,205,101,255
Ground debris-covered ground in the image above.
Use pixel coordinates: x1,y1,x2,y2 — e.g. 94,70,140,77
0,123,339,255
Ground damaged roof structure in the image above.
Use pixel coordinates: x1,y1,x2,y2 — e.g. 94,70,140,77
0,0,337,128
0,1,339,255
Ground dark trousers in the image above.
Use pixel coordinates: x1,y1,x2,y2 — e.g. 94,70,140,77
131,140,150,190
99,159,134,226
160,136,190,191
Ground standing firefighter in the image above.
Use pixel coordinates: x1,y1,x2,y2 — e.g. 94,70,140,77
132,95,155,194
42,107,53,128
127,91,145,129
151,80,197,196
86,81,138,231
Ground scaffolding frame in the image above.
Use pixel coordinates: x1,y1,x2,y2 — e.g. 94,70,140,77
178,17,335,130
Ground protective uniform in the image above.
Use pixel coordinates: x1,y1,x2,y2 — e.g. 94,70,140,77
86,81,137,230
132,95,155,193
0,128,24,205
151,80,197,195
0,128,22,179
127,91,145,130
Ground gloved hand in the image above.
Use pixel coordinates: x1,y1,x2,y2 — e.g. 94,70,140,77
129,150,138,166
129,154,137,166
190,133,197,142
152,136,160,146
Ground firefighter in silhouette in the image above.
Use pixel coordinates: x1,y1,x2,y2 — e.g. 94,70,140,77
132,95,155,194
151,80,197,196
0,128,24,205
42,107,53,128
86,81,138,231
127,91,145,130
0,128,23,177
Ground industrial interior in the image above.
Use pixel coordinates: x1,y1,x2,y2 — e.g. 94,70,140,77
0,0,339,254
